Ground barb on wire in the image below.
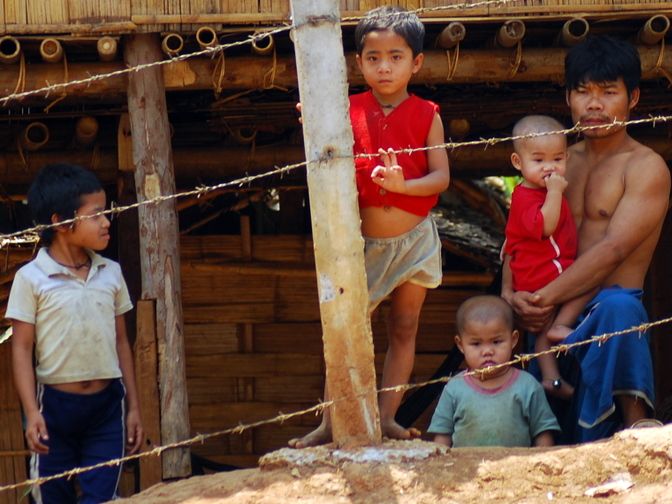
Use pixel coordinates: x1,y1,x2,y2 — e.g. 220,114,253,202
3,111,672,248
1,313,671,494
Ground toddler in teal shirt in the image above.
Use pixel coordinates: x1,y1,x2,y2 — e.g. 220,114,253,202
429,295,559,447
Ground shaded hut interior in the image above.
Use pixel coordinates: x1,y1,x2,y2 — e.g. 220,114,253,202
0,1,671,500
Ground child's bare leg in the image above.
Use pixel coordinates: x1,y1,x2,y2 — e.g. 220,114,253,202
546,324,573,343
288,384,332,448
379,282,426,440
536,333,574,400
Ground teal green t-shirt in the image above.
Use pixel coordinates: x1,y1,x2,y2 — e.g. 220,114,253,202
428,368,560,447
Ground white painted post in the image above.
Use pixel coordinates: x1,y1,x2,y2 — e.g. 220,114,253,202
290,0,382,447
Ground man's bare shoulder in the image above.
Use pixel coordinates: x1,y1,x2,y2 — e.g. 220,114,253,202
625,141,670,180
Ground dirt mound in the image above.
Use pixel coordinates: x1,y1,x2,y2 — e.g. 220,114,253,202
118,425,672,503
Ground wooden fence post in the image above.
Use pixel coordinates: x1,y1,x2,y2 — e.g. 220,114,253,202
124,33,191,478
290,0,382,447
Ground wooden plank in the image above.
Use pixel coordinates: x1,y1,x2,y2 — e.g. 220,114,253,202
275,276,320,321
184,323,239,354
181,235,313,263
183,303,275,324
186,353,323,378
134,300,163,491
255,375,324,402
186,377,239,404
125,32,191,478
0,344,26,504
189,401,319,427
254,322,323,353
181,269,276,305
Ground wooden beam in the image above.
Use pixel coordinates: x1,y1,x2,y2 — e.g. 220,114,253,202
134,300,163,490
0,21,137,34
124,33,191,478
291,0,381,447
3,135,672,188
1,45,671,102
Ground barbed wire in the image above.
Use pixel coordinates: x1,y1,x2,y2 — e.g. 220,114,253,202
1,313,670,494
2,112,671,247
0,0,523,107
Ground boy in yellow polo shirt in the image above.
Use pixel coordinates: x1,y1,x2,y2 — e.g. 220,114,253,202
7,163,143,503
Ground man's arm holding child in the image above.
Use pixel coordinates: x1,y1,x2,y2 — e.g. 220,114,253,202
534,151,670,306
116,315,144,454
501,254,554,332
12,320,49,454
371,113,450,195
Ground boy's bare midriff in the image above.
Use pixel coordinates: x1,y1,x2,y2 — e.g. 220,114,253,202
50,379,112,394
360,206,425,238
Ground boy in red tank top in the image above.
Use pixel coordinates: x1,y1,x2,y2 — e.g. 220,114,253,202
290,6,450,447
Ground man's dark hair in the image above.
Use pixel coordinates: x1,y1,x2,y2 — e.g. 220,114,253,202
354,6,425,57
565,35,641,95
27,163,103,245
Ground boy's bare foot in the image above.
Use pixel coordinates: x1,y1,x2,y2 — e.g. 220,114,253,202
547,324,573,343
288,423,331,449
542,378,574,400
381,417,421,440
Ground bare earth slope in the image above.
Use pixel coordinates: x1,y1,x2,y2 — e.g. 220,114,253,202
118,425,672,503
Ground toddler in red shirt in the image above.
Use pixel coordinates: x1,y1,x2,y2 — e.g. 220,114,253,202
502,115,592,399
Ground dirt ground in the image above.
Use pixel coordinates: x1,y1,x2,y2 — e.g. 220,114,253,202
118,425,672,503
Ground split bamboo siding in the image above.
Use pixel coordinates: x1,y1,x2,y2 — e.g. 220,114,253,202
1,0,670,34
180,234,492,467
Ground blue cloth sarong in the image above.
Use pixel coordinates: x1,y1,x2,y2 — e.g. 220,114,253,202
565,287,654,442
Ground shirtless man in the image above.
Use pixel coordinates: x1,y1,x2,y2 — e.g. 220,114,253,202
502,36,670,442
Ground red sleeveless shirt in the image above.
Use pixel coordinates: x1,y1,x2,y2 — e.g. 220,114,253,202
350,91,439,217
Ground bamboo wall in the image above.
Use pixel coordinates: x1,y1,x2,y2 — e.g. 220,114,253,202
1,0,670,33
180,233,491,467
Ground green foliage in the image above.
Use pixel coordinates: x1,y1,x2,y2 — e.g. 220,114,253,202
501,176,521,201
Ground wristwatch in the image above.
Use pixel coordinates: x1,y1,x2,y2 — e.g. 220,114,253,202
552,379,562,390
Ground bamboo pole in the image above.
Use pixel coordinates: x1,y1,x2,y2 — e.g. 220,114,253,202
290,0,381,447
124,33,191,479
1,45,670,101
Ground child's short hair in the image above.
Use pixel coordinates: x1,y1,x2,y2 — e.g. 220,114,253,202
512,115,566,152
565,35,641,97
27,163,103,245
354,6,425,57
456,295,514,334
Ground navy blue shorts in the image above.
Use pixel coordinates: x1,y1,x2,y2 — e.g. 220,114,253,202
31,379,126,504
